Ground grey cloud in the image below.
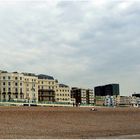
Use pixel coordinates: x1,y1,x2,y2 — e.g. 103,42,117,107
0,0,140,95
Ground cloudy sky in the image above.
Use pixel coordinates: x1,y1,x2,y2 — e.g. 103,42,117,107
0,0,140,95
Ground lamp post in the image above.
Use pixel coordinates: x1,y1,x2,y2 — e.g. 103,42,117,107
31,85,35,103
28,97,30,106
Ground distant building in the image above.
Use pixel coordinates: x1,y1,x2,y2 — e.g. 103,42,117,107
131,96,140,107
116,96,131,106
71,87,94,105
23,73,38,103
38,75,71,104
38,74,57,102
55,84,71,103
0,71,38,103
0,70,97,105
87,89,94,104
104,95,116,106
95,96,105,106
94,84,119,106
94,84,119,96
132,93,140,98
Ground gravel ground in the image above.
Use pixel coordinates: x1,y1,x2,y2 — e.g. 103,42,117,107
0,106,140,139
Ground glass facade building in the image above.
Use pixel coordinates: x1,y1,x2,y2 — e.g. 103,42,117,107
94,84,119,96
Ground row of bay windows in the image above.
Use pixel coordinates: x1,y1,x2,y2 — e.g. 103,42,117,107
1,82,36,87
38,86,70,92
56,93,70,96
2,94,24,100
1,78,54,85
56,89,70,92
1,76,23,80
38,86,54,90
2,88,23,93
1,76,37,82
38,81,55,85
1,84,69,92
56,98,70,101
2,82,23,86
1,88,36,93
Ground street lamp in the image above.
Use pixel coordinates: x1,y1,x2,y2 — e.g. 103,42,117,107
31,85,35,103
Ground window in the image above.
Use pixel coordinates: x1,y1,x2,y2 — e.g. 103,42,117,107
3,76,5,80
15,83,18,86
9,95,11,100
15,77,18,80
16,95,18,99
3,94,6,99
20,77,22,80
15,88,18,92
8,88,11,92
3,82,5,86
20,83,22,86
3,88,5,92
8,82,11,86
42,81,43,84
8,76,11,80
20,88,22,93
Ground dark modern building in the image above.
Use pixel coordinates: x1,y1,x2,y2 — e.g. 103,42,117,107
94,84,120,96
132,93,140,98
71,87,81,104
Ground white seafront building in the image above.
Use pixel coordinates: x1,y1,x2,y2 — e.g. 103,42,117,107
0,70,72,104
0,71,38,103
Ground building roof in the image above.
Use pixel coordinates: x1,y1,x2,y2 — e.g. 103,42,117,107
132,93,140,97
94,83,119,88
59,84,69,88
0,70,8,73
22,73,36,77
38,74,54,80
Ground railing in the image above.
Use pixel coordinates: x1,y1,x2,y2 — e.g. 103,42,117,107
0,100,94,107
